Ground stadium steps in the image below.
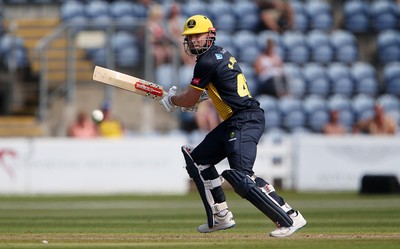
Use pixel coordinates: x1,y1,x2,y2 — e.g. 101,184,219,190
0,116,45,137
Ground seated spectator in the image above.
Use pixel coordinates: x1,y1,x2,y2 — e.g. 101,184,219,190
68,111,98,138
147,4,173,67
254,38,288,97
323,110,347,135
256,0,294,33
97,102,125,138
352,104,397,135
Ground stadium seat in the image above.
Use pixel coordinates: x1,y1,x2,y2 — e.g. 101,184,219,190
232,30,258,53
213,13,237,33
343,0,370,33
376,30,400,65
278,97,305,132
283,63,306,98
111,31,138,53
307,30,334,64
109,0,136,19
351,62,378,97
115,46,139,67
303,95,329,132
181,1,209,18
281,31,309,64
327,63,354,97
232,1,260,31
305,0,333,31
258,95,281,130
60,0,85,21
303,63,330,97
352,94,375,122
377,94,400,126
290,1,308,32
85,0,109,19
370,0,399,32
383,62,400,97
156,63,175,90
330,30,358,63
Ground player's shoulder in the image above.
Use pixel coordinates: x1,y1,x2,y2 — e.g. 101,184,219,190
198,46,230,66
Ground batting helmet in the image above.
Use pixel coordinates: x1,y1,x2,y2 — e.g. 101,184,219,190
182,15,215,36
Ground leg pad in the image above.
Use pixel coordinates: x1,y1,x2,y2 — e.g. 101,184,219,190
222,169,293,227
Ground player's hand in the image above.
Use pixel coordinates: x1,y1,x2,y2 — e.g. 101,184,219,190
159,86,177,112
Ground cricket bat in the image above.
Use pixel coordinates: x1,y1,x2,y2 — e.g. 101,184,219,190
92,66,166,100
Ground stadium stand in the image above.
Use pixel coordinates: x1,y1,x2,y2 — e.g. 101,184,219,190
0,0,399,136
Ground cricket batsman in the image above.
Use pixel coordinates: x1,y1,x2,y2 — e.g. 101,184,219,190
159,15,306,237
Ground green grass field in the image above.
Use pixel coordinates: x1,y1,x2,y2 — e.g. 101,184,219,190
0,191,399,249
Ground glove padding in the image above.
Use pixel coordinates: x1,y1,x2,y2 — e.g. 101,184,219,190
159,86,177,112
181,90,209,113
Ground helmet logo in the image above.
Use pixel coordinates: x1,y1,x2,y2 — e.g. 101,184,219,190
187,19,196,28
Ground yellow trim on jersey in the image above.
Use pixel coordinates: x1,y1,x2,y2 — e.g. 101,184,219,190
190,84,233,120
207,83,233,120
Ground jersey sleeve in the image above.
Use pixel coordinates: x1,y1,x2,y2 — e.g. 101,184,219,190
189,56,215,90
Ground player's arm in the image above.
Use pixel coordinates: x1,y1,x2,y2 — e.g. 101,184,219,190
171,86,203,108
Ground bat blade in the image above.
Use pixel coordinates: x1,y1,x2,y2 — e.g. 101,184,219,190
92,66,165,100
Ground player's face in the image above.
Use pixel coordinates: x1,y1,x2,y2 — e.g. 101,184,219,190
186,33,209,50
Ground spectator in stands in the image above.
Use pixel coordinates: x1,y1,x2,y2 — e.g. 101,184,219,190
323,110,347,135
254,38,288,97
166,2,196,66
352,104,397,135
147,4,174,67
68,111,98,138
195,99,222,132
97,101,125,138
255,0,294,33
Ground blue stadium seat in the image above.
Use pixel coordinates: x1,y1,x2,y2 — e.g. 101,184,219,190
283,63,306,98
352,94,375,122
116,46,139,67
232,31,259,64
307,30,334,64
377,30,400,65
215,31,233,49
303,63,330,97
109,0,136,19
85,0,109,19
377,94,400,113
377,94,400,126
370,0,399,31
214,13,237,33
383,61,400,97
327,63,354,97
281,31,309,64
60,0,85,21
278,97,305,131
178,64,195,87
258,95,281,130
305,0,333,31
111,31,138,53
290,1,308,32
330,30,358,63
181,1,209,18
343,0,370,33
156,63,175,90
351,62,378,97
232,1,260,31
303,95,329,132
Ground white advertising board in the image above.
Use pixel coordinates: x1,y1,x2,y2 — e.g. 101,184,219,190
294,135,400,191
0,137,189,195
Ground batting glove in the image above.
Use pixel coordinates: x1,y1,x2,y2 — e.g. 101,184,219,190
159,86,177,112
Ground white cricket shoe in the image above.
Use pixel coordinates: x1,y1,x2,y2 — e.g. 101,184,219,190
269,211,307,238
197,210,236,233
